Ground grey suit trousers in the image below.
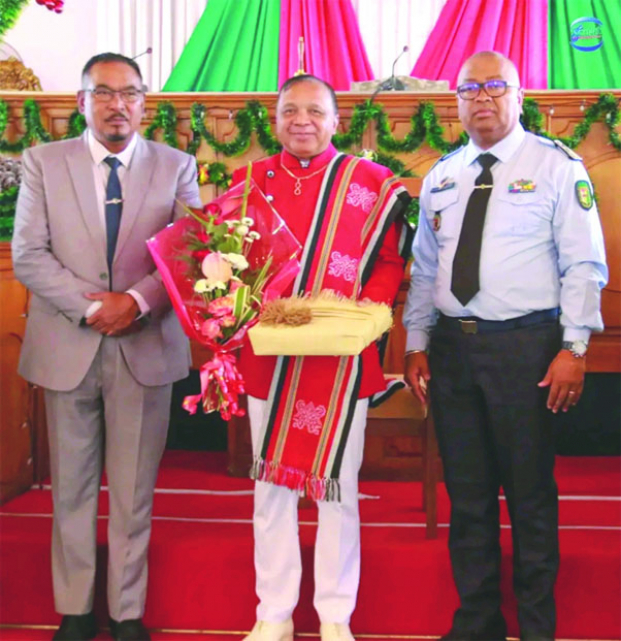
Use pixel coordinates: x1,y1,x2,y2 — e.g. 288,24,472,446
45,337,172,621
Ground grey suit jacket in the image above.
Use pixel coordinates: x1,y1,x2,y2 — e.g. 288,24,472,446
12,134,202,391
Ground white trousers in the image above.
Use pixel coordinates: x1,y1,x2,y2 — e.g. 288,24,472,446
248,395,368,624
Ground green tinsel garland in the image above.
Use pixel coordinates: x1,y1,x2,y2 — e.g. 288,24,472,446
62,111,86,139
197,161,231,190
143,102,179,149
405,196,420,228
1,93,619,159
0,186,18,239
0,99,52,152
0,0,29,37
0,92,619,239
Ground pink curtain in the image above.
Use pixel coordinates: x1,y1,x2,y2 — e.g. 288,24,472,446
411,0,548,89
279,0,374,91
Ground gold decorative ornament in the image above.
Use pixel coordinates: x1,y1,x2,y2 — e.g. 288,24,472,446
0,57,42,91
294,36,305,76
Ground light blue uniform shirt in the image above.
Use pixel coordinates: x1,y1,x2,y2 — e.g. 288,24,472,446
403,124,608,351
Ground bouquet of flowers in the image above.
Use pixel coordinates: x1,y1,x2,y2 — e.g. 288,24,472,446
147,166,301,420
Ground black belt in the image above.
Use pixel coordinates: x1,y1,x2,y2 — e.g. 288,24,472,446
437,308,559,334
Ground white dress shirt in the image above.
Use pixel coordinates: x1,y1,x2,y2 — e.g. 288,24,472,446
85,130,149,317
403,124,608,351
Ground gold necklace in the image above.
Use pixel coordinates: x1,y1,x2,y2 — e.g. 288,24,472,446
281,162,330,196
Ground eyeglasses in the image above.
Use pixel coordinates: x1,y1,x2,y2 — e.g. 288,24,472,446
456,80,520,100
85,88,143,103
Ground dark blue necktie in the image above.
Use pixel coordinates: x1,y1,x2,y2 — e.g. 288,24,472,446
104,156,123,271
451,153,498,306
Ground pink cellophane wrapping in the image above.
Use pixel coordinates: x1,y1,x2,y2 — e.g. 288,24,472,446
147,180,301,419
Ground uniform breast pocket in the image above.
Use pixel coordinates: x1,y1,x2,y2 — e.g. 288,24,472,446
494,190,551,236
426,188,460,241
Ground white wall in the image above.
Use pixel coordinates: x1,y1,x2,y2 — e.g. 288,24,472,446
4,0,99,91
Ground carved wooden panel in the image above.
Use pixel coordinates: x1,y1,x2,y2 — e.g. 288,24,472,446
0,244,32,504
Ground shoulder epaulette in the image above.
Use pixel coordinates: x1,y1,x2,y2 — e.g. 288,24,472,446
430,146,464,171
536,136,582,160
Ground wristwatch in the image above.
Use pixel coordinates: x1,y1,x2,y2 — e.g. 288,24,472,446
562,340,588,358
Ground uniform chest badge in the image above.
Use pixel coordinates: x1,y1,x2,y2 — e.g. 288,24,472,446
430,177,456,193
575,180,594,210
432,212,442,232
508,179,536,193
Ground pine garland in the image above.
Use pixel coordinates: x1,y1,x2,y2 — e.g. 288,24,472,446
0,0,29,37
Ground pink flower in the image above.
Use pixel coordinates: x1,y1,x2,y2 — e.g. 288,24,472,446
200,319,222,340
196,229,211,244
220,314,236,328
229,280,243,292
193,249,210,261
208,296,234,318
203,203,221,218
201,252,233,285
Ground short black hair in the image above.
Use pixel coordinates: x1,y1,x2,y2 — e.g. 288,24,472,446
81,53,142,87
278,74,338,114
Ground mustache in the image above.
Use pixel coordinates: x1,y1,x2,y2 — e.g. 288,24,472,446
105,113,128,122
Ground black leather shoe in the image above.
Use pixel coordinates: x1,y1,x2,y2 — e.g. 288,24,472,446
52,613,97,641
109,618,151,641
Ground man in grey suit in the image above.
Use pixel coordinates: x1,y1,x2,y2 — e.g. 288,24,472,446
11,53,201,641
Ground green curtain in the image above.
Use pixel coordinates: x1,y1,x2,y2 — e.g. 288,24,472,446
163,0,280,92
549,0,621,88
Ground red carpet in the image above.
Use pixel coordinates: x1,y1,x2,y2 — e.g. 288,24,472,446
1,452,619,640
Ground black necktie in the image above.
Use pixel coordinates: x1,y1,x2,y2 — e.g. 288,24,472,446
450,153,498,306
104,156,123,271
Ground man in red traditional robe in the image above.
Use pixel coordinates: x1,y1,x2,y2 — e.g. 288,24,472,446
232,75,411,641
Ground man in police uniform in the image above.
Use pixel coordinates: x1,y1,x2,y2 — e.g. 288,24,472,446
403,51,607,640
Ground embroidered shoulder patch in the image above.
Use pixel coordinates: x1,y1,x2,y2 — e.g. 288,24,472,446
553,139,582,161
575,180,594,210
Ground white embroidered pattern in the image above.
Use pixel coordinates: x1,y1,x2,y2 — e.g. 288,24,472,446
346,182,379,213
292,400,327,436
328,251,359,282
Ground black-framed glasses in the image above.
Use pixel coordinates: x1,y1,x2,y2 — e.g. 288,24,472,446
456,80,520,100
85,88,143,103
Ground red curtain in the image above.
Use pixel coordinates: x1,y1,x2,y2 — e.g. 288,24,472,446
411,0,548,89
279,0,374,91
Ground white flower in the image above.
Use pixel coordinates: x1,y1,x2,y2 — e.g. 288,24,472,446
241,217,254,226
209,281,227,291
194,279,209,293
223,253,249,271
235,224,249,236
201,252,233,284
248,231,261,240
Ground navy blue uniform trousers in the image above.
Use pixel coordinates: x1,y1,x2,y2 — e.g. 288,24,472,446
429,318,561,640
